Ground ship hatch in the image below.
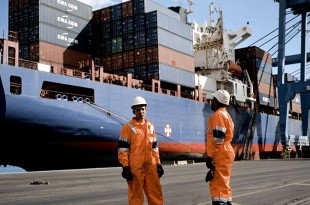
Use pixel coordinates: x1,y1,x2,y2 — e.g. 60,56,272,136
40,81,94,103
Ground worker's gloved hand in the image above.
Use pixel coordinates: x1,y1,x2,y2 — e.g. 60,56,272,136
206,156,215,170
205,169,214,182
122,166,133,180
157,164,164,178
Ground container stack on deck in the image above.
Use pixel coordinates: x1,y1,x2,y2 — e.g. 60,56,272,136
235,46,301,118
9,0,93,72
91,0,195,93
235,46,275,114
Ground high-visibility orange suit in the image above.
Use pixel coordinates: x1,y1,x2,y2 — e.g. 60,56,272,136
118,117,164,205
206,106,235,205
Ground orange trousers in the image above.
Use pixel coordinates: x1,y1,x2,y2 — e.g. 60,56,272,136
127,164,164,205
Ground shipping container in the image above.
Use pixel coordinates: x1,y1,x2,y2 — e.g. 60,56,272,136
111,53,123,70
122,1,133,18
39,0,92,20
102,39,112,55
102,55,112,70
123,51,135,68
112,67,135,77
9,0,38,11
19,44,29,59
144,0,180,21
257,70,273,85
134,14,145,32
101,22,111,39
134,65,148,81
157,11,192,41
133,0,145,15
257,81,275,96
257,92,275,107
235,46,272,65
122,33,134,51
112,20,122,37
134,31,146,48
158,64,195,88
92,10,101,24
158,45,194,72
39,23,91,52
93,7,111,24
147,63,159,80
39,4,90,34
145,11,157,29
239,58,272,82
158,28,193,56
146,28,158,47
29,41,39,61
111,3,122,21
135,48,147,65
39,41,91,70
146,46,159,64
111,37,122,53
123,17,134,34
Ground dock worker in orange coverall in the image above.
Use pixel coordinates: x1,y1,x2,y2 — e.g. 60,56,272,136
118,96,164,205
205,90,235,205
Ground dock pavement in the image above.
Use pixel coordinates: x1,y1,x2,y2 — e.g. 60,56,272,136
0,159,310,205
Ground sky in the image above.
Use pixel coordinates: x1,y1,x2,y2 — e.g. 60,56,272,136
0,0,308,78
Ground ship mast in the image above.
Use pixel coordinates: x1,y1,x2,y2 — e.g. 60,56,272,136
185,0,194,15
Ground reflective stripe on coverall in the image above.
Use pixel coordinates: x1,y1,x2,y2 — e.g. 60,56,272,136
118,118,164,205
206,107,235,204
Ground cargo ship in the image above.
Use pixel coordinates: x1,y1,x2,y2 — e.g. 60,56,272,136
0,0,308,171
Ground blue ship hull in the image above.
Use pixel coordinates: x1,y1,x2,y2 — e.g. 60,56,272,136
0,64,303,171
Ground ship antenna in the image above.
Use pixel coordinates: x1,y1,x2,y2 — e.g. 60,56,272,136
185,0,194,14
209,2,215,26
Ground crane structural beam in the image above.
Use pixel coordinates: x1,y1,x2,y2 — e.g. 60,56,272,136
272,52,310,67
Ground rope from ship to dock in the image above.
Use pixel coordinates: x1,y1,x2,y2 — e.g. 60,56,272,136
84,100,201,154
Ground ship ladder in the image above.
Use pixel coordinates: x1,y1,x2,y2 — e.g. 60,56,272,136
243,111,257,160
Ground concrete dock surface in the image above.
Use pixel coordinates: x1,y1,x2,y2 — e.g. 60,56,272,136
0,159,310,205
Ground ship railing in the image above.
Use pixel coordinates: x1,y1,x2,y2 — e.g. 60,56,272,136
50,66,198,102
142,84,152,92
8,31,18,42
18,59,37,70
162,89,177,96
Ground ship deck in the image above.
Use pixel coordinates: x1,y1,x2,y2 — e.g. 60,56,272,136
0,159,309,205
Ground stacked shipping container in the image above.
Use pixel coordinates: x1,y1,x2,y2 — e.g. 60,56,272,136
91,0,195,88
9,0,195,89
235,46,301,116
9,0,92,72
235,46,275,113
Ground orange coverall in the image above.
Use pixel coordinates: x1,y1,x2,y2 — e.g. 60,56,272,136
206,107,235,204
118,118,164,205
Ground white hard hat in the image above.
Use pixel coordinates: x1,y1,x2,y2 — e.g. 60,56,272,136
131,96,147,108
212,90,230,105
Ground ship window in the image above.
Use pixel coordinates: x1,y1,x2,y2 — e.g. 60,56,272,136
40,81,95,103
10,76,22,95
